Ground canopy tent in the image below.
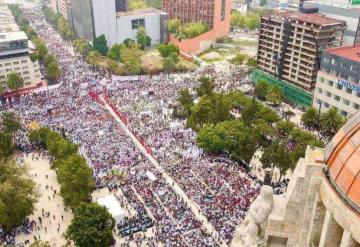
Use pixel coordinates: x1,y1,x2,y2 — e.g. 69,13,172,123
97,195,125,224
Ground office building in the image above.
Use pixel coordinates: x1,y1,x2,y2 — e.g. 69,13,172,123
0,3,19,32
49,0,70,19
313,45,360,117
0,32,41,89
70,0,168,47
252,11,346,107
164,0,231,56
303,2,360,45
264,112,360,247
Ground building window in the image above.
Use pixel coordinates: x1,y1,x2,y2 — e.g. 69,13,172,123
354,103,360,110
346,87,352,94
336,84,343,90
21,60,27,64
132,19,145,29
326,91,332,98
319,77,324,83
341,111,348,117
343,99,350,105
324,102,330,108
316,99,322,104
334,95,340,101
328,80,334,87
221,0,226,21
317,88,322,94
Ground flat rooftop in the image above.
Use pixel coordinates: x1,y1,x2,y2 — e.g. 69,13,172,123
0,31,28,43
326,45,360,63
277,11,345,26
117,7,164,17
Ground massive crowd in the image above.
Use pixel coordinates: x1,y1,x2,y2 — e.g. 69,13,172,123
0,5,297,246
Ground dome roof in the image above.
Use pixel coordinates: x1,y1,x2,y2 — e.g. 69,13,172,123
325,113,360,207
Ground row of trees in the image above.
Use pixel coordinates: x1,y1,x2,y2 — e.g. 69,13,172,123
28,127,94,209
168,19,209,40
254,80,284,105
229,52,257,68
42,6,75,41
9,4,62,82
230,9,274,30
176,76,324,181
301,106,345,137
28,127,115,246
0,112,39,233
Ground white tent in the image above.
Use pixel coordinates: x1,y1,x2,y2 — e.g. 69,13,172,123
97,195,125,224
145,171,156,181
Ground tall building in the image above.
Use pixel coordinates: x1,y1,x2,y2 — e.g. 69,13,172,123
264,112,360,247
0,32,41,89
70,0,168,46
313,45,360,118
303,2,360,45
49,0,70,20
163,0,231,56
162,0,222,28
253,11,346,107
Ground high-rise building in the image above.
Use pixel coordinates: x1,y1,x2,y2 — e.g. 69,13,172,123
264,112,360,247
252,11,346,107
313,45,360,117
302,2,360,45
162,0,220,28
49,0,70,20
70,0,168,46
163,0,231,56
0,32,41,89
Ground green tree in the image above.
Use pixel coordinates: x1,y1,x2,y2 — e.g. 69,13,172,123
162,56,177,72
157,43,179,57
6,72,24,91
74,39,92,57
266,85,283,105
45,61,62,81
120,44,143,75
177,89,194,117
231,11,246,28
0,131,14,160
28,127,51,149
196,76,215,97
254,80,269,100
276,120,295,137
320,107,345,135
93,35,109,56
230,53,247,65
2,111,21,135
46,133,78,160
66,202,115,247
0,159,39,232
136,27,151,50
246,13,261,30
107,44,123,61
32,37,48,59
246,58,257,68
168,19,182,33
87,50,103,67
301,107,320,129
57,155,95,208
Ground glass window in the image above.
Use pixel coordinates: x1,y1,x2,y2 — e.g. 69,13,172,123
336,83,343,90
221,0,226,21
334,95,340,101
328,80,334,86
326,91,332,97
132,19,145,29
343,99,350,105
341,111,348,117
346,87,352,94
354,103,360,110
324,102,330,108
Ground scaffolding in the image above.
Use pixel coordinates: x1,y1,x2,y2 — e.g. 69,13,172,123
252,68,313,107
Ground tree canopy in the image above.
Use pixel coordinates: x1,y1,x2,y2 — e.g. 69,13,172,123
6,72,24,91
66,203,115,247
136,27,151,50
93,35,109,56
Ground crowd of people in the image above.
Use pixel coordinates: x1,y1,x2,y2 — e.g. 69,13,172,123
1,7,228,246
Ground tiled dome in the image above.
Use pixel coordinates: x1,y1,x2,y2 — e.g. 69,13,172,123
325,112,360,207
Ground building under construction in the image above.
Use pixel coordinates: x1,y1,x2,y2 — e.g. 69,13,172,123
253,11,346,106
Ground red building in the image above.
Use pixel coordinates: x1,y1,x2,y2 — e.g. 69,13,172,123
163,0,231,56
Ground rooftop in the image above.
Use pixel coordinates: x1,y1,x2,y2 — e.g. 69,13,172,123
0,31,28,43
326,45,360,63
277,11,345,26
116,7,164,17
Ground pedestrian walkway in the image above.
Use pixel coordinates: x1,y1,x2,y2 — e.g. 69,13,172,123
100,96,228,247
15,153,72,247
